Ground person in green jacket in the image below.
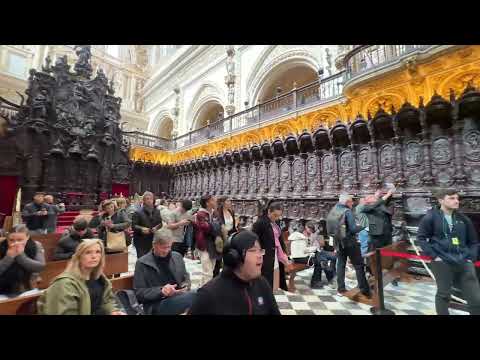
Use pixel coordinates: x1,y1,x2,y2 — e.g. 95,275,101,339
37,238,125,315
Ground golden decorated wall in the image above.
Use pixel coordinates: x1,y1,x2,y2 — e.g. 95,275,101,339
130,45,480,165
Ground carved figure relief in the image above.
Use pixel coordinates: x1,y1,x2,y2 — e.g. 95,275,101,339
464,130,480,161
405,141,423,167
322,154,333,174
359,148,371,171
257,164,266,192
380,144,396,169
340,151,353,174
431,137,452,164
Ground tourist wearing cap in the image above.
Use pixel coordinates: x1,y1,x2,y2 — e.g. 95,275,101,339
189,230,281,315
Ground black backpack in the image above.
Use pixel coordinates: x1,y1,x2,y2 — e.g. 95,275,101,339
115,289,145,315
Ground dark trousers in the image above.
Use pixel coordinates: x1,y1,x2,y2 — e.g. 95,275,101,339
150,292,196,315
429,261,480,315
312,250,337,284
133,237,152,259
213,258,223,277
172,242,187,257
336,242,369,294
369,233,392,249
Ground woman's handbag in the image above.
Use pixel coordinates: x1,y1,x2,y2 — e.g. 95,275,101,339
106,230,127,252
214,236,224,253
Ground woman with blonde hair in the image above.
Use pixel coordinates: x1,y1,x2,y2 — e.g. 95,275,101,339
37,239,125,315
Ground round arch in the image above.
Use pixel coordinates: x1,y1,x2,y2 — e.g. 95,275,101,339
247,48,321,105
148,109,172,135
186,82,226,131
191,99,225,130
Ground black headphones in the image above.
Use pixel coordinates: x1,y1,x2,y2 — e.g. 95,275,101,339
223,231,243,268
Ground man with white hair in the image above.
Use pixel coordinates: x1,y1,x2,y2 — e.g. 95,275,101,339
133,227,195,315
326,193,370,298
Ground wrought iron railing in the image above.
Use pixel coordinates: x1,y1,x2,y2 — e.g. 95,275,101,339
344,45,434,80
170,71,345,151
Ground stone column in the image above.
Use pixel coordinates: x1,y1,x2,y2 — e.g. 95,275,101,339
224,46,236,116
171,87,180,138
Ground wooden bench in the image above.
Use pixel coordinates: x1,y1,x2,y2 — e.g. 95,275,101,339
31,233,63,262
283,232,309,293
343,241,417,307
37,251,129,289
0,274,134,315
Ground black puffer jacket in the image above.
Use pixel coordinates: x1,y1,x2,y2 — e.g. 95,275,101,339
53,227,95,260
189,269,281,315
417,208,479,265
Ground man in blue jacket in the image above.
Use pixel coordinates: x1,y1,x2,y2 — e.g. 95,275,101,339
417,188,480,315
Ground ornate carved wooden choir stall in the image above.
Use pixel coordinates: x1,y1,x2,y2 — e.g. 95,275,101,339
171,84,480,236
0,46,168,215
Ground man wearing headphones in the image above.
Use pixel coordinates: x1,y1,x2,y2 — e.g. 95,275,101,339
189,230,281,315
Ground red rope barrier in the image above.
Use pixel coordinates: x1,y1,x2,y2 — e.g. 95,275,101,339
379,249,480,267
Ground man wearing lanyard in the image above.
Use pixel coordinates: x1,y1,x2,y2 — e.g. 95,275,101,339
417,189,480,315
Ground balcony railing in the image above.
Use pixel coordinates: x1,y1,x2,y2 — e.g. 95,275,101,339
171,71,345,151
344,45,434,80
122,131,173,150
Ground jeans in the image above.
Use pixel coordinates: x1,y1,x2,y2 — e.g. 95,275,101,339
336,242,369,294
150,291,196,315
312,250,337,284
358,229,369,256
429,260,480,315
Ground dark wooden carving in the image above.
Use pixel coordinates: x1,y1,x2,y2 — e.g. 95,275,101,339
169,85,480,235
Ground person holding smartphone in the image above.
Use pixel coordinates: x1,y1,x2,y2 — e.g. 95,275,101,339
133,227,195,315
166,200,193,256
21,192,49,235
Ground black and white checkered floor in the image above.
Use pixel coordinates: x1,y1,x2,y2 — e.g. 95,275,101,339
127,246,468,315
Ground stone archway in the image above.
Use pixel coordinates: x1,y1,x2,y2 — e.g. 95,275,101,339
247,48,321,105
256,63,319,103
157,116,174,139
192,100,225,130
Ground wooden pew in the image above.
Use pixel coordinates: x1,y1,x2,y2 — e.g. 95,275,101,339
343,241,416,307
31,233,63,262
0,274,134,315
37,251,129,289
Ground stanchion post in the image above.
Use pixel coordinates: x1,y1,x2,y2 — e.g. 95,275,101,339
371,248,395,315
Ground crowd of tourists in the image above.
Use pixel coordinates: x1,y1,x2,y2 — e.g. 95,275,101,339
1,186,479,315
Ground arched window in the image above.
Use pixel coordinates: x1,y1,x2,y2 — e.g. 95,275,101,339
106,45,120,58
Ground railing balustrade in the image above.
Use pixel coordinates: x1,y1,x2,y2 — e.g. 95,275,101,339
344,45,434,79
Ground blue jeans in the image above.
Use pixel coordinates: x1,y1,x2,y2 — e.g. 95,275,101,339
358,229,369,257
312,250,337,283
150,291,196,315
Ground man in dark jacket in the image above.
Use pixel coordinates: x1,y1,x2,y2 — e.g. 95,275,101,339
133,228,194,315
132,191,163,258
417,188,480,315
53,218,93,260
189,230,281,315
326,194,370,298
22,192,49,234
358,188,394,249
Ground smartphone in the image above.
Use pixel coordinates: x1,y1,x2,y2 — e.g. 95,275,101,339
176,284,187,290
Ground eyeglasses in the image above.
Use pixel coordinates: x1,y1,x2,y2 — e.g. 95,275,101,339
247,248,265,256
